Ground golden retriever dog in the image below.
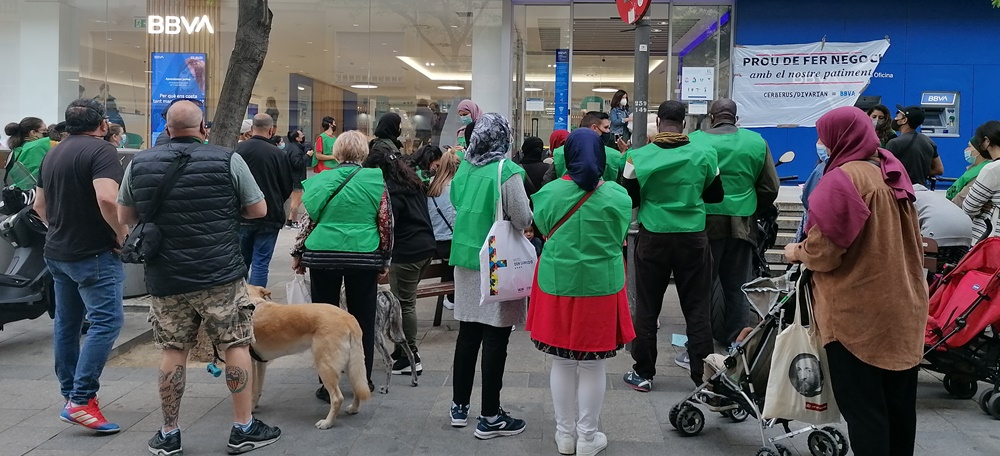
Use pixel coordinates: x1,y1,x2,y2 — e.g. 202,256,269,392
246,285,371,429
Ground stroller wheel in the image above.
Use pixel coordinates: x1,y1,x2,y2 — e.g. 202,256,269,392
978,390,994,415
668,402,685,429
727,406,749,423
943,374,978,399
987,393,1000,420
773,443,794,456
821,426,850,456
755,447,779,456
675,404,705,437
807,430,838,456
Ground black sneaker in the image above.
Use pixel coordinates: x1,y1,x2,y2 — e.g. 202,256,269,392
227,418,281,454
474,407,526,440
391,352,423,376
148,430,182,456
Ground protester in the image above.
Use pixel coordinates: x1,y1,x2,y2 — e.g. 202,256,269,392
784,106,926,456
867,104,897,147
284,129,311,227
914,183,973,265
427,150,459,309
118,100,281,455
518,137,548,194
609,90,632,140
455,99,483,151
689,98,779,353
948,140,990,206
886,105,943,187
794,140,830,242
33,99,126,434
366,113,436,375
49,121,68,143
961,121,1000,240
410,143,443,185
548,130,569,166
312,116,338,173
239,119,253,142
5,117,48,176
292,130,391,400
235,114,293,287
449,113,532,438
622,100,723,391
546,112,622,184
526,128,634,456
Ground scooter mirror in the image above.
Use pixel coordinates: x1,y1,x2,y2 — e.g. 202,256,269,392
778,151,795,165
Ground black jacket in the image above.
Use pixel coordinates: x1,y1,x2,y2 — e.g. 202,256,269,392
130,139,246,296
387,180,437,264
235,135,293,228
285,140,309,185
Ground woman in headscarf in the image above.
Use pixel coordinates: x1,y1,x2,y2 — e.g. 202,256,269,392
783,106,926,456
541,130,570,184
448,113,532,439
368,112,437,375
455,99,483,151
526,128,634,456
519,136,548,195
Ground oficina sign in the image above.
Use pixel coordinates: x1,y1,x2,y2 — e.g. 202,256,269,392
147,15,215,35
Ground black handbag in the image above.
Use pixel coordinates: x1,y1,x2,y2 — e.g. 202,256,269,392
120,147,193,264
300,166,384,270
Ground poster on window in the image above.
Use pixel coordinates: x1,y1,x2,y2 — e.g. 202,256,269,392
732,40,890,128
150,52,207,144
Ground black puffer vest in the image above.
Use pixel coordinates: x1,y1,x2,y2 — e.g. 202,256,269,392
130,140,246,296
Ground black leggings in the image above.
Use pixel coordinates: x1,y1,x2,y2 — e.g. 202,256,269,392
452,321,512,417
310,268,378,381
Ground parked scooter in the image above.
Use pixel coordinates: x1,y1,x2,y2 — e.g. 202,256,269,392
0,186,54,330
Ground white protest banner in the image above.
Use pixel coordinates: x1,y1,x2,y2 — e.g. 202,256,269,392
732,40,890,128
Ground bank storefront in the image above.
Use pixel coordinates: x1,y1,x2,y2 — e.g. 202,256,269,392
1,0,997,182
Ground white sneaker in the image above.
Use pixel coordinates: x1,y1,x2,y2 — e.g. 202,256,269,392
442,298,455,310
555,431,576,455
577,432,608,456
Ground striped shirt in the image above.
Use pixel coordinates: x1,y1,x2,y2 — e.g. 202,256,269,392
962,159,1000,240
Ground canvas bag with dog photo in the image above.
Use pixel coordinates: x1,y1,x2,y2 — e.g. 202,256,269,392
478,159,536,305
762,271,841,424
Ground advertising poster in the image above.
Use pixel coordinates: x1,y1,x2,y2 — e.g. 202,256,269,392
150,52,207,144
732,40,890,127
554,49,569,131
681,67,715,101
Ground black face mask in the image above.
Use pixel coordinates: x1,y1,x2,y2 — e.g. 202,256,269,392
890,119,904,132
600,132,614,146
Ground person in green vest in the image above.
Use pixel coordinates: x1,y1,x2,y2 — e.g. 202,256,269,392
454,99,483,151
448,113,532,438
622,100,724,391
544,112,622,185
526,128,634,456
948,140,990,206
688,98,779,355
4,117,48,186
311,116,338,173
291,130,394,399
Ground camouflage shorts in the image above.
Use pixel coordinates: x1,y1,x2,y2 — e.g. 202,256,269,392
149,279,255,351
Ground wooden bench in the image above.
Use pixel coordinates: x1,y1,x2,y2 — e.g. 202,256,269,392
378,259,454,327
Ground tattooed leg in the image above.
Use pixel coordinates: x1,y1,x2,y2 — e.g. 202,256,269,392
225,345,255,424
225,366,249,393
158,349,189,432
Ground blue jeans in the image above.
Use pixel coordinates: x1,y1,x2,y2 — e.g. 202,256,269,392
45,251,124,404
240,225,280,287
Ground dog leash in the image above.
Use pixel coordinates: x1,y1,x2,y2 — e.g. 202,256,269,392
207,345,268,378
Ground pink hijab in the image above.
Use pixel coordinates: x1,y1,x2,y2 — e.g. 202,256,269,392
805,106,914,250
456,99,483,136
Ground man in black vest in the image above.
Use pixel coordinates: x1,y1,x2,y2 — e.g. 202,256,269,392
235,113,293,287
117,100,281,455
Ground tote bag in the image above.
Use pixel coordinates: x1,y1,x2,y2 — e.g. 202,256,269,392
761,271,841,424
286,274,312,304
479,159,536,305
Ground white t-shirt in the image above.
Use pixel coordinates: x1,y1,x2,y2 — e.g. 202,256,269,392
913,184,973,247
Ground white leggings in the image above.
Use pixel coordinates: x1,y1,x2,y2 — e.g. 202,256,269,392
549,356,607,439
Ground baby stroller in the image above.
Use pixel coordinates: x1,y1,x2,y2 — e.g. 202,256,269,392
669,267,849,456
923,237,1000,417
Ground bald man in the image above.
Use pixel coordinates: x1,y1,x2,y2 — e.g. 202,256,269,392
234,113,293,288
117,100,281,455
688,98,779,350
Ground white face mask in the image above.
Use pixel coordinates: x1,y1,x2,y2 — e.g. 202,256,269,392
620,98,628,107
871,118,879,128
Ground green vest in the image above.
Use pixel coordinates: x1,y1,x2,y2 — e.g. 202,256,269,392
628,141,719,233
552,145,622,183
449,159,526,270
947,161,988,200
532,179,631,296
312,133,338,169
15,137,51,178
302,165,383,253
689,129,767,217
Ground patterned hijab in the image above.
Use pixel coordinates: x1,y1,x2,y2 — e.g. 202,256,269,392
465,113,511,166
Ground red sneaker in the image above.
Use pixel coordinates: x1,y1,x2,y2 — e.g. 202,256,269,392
60,398,120,434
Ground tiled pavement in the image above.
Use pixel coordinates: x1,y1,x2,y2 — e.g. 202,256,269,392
1,228,999,456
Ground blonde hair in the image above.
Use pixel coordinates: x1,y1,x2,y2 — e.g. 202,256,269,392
333,130,369,163
427,151,460,197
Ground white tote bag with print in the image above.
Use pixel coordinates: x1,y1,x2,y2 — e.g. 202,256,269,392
479,159,536,305
762,271,841,424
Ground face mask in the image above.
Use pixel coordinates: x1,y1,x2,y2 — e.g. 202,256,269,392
600,132,614,146
964,147,978,165
278,142,286,150
620,98,628,107
871,118,879,128
816,144,829,162
118,138,126,148
891,119,903,132
459,115,472,126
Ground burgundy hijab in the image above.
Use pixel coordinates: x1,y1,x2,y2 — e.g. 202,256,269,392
805,106,914,250
549,130,569,150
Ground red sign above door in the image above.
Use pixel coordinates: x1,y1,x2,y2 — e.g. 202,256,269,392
616,0,651,25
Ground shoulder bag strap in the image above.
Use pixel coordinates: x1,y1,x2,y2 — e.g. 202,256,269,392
495,158,506,222
143,143,197,222
430,195,453,233
316,166,363,219
547,181,604,239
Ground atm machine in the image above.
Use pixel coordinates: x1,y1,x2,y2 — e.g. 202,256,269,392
919,91,960,138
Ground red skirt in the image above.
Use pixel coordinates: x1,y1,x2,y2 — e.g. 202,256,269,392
526,264,636,354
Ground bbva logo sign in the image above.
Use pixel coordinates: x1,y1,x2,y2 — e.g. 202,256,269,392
147,15,215,35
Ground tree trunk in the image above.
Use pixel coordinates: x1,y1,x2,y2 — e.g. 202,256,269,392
190,0,273,364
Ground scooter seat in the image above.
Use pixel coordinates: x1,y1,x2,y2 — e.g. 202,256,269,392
0,274,31,287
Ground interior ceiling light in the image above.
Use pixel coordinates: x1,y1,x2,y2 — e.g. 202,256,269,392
397,57,664,83
438,85,464,91
524,87,543,92
592,87,619,93
351,84,378,89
